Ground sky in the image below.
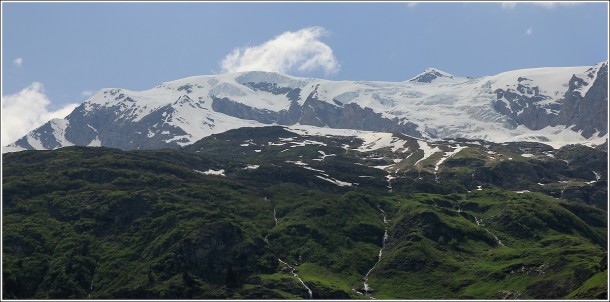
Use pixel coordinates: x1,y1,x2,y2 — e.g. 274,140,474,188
1,1,609,145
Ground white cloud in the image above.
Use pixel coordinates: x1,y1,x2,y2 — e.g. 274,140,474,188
1,82,79,146
81,90,94,97
501,2,581,9
533,2,580,9
220,26,339,75
13,57,23,67
525,27,533,35
406,2,418,8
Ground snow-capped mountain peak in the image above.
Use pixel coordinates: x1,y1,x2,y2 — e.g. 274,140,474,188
408,67,467,84
424,67,453,76
3,62,607,153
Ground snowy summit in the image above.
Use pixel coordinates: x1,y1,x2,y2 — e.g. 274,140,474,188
4,61,608,153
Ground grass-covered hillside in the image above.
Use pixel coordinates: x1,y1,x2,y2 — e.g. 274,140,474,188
2,126,607,299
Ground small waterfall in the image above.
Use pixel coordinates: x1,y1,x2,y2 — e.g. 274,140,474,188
377,204,389,224
265,196,278,226
386,174,395,193
278,258,313,299
474,216,505,247
265,197,312,299
88,261,98,299
383,229,389,246
263,196,276,243
88,280,93,299
490,232,505,247
359,205,390,296
362,230,388,295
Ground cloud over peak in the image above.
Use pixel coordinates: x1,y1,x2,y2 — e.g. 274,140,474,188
220,26,340,75
1,82,79,146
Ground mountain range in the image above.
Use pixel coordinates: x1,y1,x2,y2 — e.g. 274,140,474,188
4,61,608,153
2,62,608,299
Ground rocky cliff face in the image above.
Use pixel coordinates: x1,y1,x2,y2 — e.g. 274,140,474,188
492,78,556,130
492,62,608,139
557,62,608,138
211,88,421,138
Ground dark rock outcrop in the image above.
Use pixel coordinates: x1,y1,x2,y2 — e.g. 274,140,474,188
211,88,421,138
557,63,608,138
493,63,608,137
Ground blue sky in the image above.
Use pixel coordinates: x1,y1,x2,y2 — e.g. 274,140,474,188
1,1,608,145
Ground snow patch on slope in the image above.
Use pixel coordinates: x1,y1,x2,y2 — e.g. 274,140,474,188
357,132,409,153
435,145,467,172
315,175,353,187
2,144,26,153
88,136,102,147
414,140,442,165
194,169,226,176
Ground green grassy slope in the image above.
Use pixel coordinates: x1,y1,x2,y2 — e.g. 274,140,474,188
2,129,607,299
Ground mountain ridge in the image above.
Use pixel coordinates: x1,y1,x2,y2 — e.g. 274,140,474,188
4,61,608,153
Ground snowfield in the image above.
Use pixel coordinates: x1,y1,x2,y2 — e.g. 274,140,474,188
3,62,607,153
